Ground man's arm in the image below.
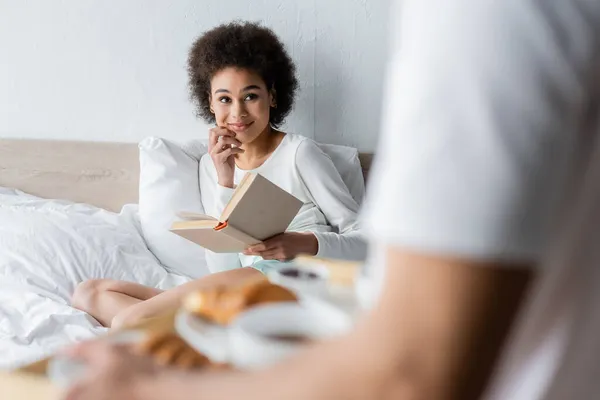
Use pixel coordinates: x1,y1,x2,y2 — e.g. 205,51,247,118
365,248,534,399
133,250,532,400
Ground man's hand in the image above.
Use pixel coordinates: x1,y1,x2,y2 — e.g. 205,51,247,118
63,342,162,400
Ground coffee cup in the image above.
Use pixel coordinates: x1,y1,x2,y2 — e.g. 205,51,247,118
266,264,329,297
228,299,351,370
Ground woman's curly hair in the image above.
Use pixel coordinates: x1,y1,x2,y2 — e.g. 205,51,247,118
188,21,298,128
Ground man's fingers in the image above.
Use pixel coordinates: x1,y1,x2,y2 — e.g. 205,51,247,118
64,341,115,367
64,382,86,400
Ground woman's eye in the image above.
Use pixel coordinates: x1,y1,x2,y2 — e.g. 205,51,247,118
218,97,231,103
244,93,258,101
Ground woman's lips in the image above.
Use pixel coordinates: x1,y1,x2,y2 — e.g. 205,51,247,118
227,121,254,132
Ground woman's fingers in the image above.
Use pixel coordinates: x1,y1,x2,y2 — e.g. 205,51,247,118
244,235,288,256
209,128,224,150
244,240,280,255
215,147,244,162
256,245,285,259
210,143,245,165
259,250,287,261
209,127,237,151
245,243,268,253
215,136,242,149
210,135,243,162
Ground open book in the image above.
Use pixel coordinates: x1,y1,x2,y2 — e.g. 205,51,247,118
170,172,303,253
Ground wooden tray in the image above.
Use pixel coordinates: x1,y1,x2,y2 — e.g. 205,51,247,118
3,312,176,399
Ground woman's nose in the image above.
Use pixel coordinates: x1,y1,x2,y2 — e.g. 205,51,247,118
231,101,248,119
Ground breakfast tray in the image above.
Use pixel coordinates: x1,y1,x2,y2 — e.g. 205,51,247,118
2,257,360,399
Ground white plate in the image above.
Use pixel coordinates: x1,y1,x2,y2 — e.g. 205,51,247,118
175,296,354,368
48,330,146,388
174,310,230,363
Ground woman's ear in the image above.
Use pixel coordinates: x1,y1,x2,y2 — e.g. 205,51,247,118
270,88,277,109
208,92,214,113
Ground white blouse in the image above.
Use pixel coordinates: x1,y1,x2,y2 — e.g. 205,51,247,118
199,132,367,272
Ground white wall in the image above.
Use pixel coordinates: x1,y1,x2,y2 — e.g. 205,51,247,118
0,0,389,151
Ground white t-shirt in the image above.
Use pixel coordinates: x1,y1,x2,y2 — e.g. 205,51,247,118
199,133,367,272
361,1,600,398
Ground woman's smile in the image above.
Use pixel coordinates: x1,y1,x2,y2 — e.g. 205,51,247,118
227,121,254,132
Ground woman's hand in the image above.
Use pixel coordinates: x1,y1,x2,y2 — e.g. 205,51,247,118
243,232,318,261
208,127,244,188
63,341,162,400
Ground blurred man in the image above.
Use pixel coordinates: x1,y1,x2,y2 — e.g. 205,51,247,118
66,1,600,399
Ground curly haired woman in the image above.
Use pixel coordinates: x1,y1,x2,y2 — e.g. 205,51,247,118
71,21,366,329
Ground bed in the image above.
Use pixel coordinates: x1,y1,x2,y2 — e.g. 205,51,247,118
0,138,373,370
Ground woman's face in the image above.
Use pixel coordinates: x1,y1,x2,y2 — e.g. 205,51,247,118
209,67,275,144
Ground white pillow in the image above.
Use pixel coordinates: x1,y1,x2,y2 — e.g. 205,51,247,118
318,143,365,204
0,189,177,304
138,137,210,278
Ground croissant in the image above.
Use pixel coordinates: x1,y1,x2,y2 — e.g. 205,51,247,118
183,277,297,325
134,331,212,370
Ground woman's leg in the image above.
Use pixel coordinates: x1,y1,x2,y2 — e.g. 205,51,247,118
71,280,163,327
111,267,263,330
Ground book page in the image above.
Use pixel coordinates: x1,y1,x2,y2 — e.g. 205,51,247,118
170,225,250,253
171,219,218,230
175,211,217,221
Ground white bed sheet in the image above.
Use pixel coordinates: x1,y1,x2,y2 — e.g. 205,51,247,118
0,188,193,370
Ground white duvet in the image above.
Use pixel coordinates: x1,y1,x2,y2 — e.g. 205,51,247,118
0,188,194,369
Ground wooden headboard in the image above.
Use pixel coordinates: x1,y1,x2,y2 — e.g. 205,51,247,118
0,139,374,212
0,139,139,212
